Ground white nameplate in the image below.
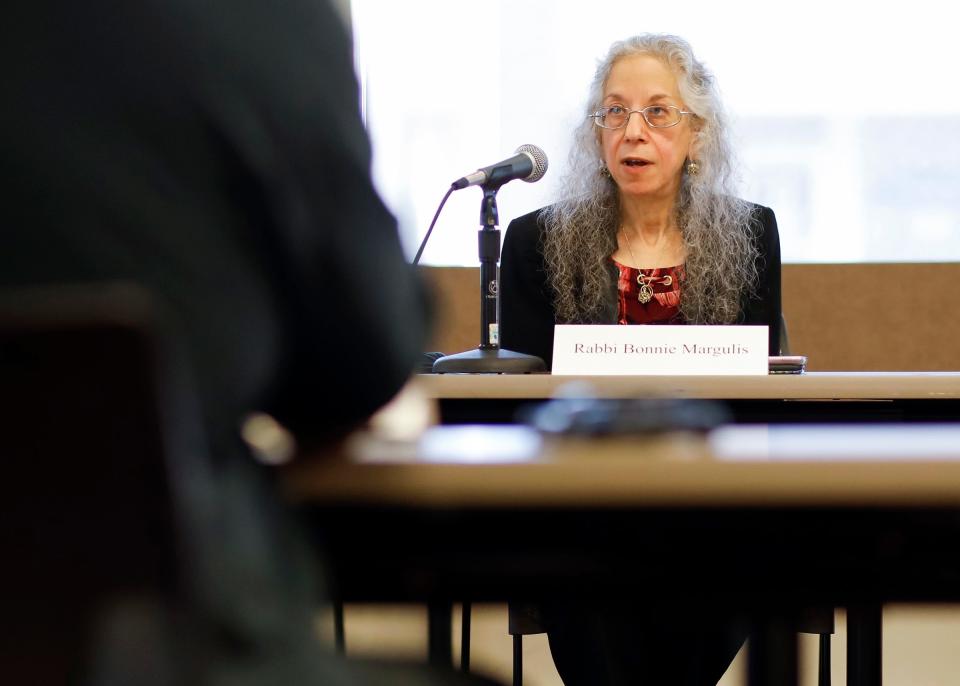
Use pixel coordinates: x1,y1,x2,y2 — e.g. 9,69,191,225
551,325,769,375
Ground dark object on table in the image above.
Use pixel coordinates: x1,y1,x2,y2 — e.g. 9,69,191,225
419,351,447,373
520,394,732,436
769,355,807,374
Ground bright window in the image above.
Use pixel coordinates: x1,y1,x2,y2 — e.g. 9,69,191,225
352,0,960,265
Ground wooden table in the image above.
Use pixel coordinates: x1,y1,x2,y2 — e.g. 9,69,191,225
416,372,960,424
285,422,960,686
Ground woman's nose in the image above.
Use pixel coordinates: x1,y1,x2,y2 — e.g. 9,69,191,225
623,110,649,141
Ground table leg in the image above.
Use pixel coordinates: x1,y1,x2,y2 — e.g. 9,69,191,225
333,601,345,655
513,634,523,686
748,615,798,686
461,601,471,672
819,632,832,686
428,600,453,667
847,604,882,686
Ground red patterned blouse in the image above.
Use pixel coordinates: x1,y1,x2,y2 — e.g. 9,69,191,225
613,260,685,325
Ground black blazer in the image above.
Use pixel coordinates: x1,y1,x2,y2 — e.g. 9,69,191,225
500,203,782,369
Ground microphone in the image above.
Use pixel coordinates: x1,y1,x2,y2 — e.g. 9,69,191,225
451,144,548,190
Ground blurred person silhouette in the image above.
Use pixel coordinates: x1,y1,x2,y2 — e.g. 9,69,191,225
1,1,497,684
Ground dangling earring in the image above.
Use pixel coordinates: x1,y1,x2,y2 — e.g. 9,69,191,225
599,163,612,179
686,159,700,176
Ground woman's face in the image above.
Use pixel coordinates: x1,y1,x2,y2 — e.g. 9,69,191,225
599,54,695,203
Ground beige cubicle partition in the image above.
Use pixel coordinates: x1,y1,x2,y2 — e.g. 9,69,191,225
421,263,960,372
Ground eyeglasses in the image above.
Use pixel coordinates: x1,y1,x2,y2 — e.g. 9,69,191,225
589,104,693,130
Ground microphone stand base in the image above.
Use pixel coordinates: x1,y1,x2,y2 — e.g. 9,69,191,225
432,348,546,374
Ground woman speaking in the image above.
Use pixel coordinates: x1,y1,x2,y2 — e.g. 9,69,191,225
500,34,782,371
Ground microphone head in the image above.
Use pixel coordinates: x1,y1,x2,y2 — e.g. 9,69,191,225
515,144,548,183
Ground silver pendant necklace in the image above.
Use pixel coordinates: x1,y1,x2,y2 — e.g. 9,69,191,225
620,228,655,304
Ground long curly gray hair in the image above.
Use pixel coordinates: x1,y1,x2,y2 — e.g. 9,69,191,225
542,33,758,324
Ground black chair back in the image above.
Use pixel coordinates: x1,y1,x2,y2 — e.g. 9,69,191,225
0,284,197,685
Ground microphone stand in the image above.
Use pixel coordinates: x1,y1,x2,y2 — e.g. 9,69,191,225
433,177,546,374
